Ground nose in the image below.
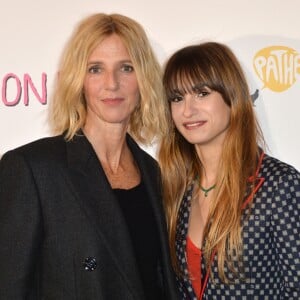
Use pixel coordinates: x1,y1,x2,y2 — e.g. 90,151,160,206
104,70,119,91
182,94,196,118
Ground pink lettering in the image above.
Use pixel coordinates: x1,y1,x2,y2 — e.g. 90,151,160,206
2,73,22,106
1,72,47,106
23,73,47,105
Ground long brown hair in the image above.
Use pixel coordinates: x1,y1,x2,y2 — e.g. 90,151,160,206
158,42,264,281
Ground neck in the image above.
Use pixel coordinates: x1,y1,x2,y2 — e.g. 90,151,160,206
195,144,221,186
82,122,129,172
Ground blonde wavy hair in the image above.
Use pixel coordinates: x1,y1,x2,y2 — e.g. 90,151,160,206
158,42,264,282
49,13,167,144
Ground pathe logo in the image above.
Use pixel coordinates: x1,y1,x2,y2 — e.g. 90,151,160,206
253,45,300,92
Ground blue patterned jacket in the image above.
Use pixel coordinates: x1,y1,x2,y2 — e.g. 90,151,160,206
176,153,300,299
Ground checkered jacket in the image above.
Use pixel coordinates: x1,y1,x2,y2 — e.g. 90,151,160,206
176,153,300,299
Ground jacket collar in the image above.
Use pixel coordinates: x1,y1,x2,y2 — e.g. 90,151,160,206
65,132,147,299
242,151,265,209
176,151,266,299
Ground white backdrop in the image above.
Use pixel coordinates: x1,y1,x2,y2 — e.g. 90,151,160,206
1,0,299,170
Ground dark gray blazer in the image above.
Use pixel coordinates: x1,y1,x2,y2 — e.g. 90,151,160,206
176,153,300,299
0,133,179,300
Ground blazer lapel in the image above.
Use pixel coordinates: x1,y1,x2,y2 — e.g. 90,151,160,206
65,133,144,299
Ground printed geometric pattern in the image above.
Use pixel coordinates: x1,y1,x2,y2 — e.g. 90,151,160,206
175,154,300,299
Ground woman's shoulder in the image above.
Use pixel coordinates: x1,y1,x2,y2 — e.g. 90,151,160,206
1,135,66,165
261,153,300,182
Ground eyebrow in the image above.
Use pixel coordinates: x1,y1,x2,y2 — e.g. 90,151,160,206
87,59,133,65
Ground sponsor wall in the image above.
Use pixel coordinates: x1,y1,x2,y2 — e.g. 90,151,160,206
1,0,299,170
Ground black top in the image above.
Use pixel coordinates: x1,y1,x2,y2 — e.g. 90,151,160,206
114,182,164,300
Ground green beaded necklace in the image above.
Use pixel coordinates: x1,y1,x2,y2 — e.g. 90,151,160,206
200,184,216,197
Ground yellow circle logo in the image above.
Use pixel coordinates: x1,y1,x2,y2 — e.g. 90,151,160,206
253,46,300,92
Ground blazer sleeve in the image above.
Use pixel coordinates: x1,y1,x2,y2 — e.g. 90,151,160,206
272,170,300,299
0,150,43,299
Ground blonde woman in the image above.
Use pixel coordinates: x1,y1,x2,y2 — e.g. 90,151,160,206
158,42,300,299
0,13,178,299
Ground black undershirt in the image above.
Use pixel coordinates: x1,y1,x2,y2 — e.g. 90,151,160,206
113,182,164,300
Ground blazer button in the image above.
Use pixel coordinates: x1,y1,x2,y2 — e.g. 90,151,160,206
83,257,97,271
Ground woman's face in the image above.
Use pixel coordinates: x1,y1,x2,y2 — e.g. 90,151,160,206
83,34,140,128
170,85,231,148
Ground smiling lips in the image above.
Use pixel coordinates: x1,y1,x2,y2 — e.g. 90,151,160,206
183,121,207,129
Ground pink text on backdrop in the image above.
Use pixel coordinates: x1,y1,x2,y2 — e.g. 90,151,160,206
2,73,47,106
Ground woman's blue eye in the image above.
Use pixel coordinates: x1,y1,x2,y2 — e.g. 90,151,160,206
121,65,134,72
88,66,101,74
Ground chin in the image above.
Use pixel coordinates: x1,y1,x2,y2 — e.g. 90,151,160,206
102,112,129,122
181,135,204,144
104,117,130,125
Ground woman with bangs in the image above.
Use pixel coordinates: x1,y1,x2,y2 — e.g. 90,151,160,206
158,42,300,299
0,13,179,299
